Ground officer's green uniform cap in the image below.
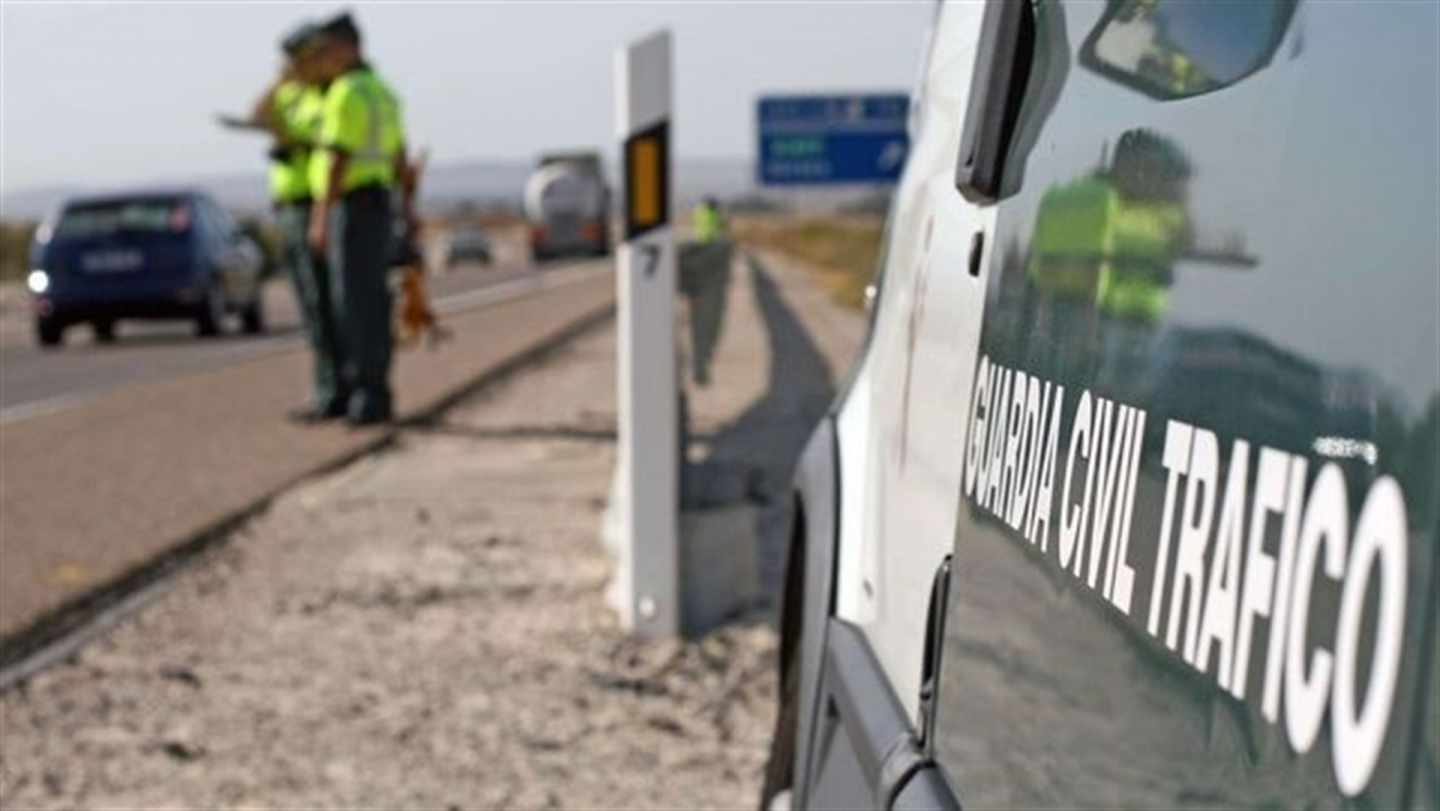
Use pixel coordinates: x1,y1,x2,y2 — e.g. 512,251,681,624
317,12,361,45
281,22,324,57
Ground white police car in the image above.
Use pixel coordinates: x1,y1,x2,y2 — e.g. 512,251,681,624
760,2,1439,808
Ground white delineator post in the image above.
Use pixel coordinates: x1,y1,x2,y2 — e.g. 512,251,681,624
610,29,678,637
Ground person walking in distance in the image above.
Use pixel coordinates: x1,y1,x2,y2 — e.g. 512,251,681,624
685,196,732,386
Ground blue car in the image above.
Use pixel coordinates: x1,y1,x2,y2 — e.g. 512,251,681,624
27,190,266,347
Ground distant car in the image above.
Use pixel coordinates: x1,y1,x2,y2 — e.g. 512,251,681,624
446,226,492,266
27,190,265,347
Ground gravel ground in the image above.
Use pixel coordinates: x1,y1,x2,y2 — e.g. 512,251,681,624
0,325,778,809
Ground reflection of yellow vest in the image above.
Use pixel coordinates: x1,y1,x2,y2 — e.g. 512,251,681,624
1170,53,1194,93
1028,177,1117,299
269,81,323,202
1099,200,1185,321
1027,176,1185,322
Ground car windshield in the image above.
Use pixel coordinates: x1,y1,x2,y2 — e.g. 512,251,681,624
53,199,191,240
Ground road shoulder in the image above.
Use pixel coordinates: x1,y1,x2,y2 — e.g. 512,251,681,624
0,266,613,650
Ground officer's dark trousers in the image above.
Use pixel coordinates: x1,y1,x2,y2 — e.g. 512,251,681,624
327,186,394,421
277,200,347,412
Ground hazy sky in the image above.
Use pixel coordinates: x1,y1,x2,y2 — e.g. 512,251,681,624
0,1,934,194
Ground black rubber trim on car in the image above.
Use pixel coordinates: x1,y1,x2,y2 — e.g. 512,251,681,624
791,416,841,811
891,764,962,811
955,0,1036,204
822,619,916,790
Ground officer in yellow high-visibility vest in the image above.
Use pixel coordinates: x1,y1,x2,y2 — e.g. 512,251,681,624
306,12,414,426
251,22,349,422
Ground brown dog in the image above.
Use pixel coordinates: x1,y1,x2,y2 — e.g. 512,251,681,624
392,150,450,349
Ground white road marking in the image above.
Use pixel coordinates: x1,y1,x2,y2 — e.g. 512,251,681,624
0,393,94,426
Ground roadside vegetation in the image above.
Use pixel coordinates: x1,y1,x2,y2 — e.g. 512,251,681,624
732,215,885,310
237,217,282,278
0,217,282,283
1,221,39,283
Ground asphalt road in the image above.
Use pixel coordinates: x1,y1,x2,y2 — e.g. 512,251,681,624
0,255,615,642
0,261,538,420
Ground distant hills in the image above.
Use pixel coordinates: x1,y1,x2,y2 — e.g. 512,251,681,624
4,157,741,220
1,159,542,221
2,155,893,222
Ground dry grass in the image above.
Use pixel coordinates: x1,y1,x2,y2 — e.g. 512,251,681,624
732,215,884,310
0,221,38,283
0,218,281,281
426,211,527,230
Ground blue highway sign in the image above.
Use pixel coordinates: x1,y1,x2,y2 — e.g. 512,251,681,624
757,93,909,185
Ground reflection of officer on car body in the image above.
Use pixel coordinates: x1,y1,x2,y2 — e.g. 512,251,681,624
1023,128,1193,394
306,12,414,426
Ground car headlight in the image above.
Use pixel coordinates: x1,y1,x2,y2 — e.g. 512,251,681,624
26,269,50,294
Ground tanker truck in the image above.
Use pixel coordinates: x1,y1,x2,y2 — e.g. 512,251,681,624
523,151,611,262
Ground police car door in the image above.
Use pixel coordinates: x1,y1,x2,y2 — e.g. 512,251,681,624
933,1,1439,808
797,2,993,808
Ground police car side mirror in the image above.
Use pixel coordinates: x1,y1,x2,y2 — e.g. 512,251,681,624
956,0,1070,205
955,0,1030,204
1079,0,1297,101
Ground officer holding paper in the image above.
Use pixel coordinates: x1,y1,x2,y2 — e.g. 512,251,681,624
254,22,352,422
